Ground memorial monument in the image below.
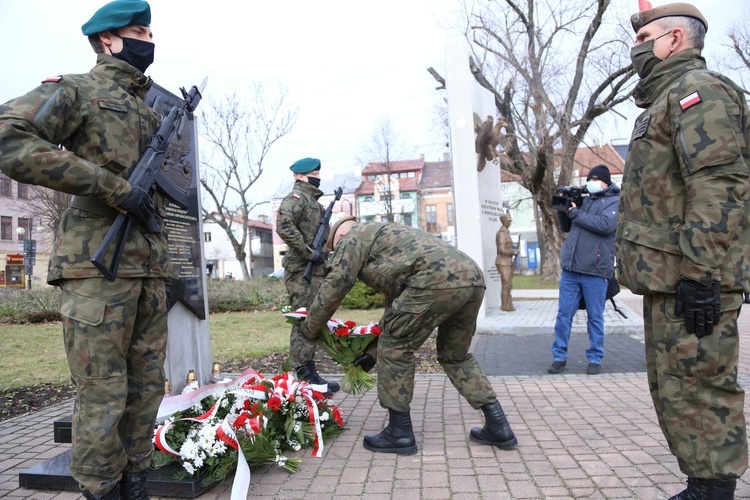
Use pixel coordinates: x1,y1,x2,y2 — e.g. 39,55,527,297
445,44,504,316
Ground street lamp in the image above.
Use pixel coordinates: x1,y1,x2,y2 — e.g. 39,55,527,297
16,218,35,290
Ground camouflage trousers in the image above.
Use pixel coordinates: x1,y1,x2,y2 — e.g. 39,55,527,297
377,286,497,413
60,277,168,496
284,270,323,367
643,292,747,479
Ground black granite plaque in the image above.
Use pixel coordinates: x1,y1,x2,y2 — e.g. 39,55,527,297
146,83,207,320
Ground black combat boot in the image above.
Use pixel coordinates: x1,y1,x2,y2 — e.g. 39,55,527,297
296,360,340,396
469,401,518,450
669,477,736,500
363,409,418,455
81,483,120,500
120,471,150,500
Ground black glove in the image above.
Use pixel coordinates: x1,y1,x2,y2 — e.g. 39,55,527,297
310,249,326,266
674,279,721,338
353,353,376,373
117,186,161,233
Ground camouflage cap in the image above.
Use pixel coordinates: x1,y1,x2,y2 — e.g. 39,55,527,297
326,215,356,252
630,2,707,33
290,158,321,174
81,0,151,36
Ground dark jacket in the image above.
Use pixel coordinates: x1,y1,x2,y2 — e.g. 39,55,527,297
558,184,620,279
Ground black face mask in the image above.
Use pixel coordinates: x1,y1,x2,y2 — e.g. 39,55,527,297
307,177,321,188
112,35,155,74
630,30,672,79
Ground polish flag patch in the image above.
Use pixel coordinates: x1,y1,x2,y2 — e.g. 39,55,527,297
292,194,300,199
679,91,702,111
41,75,62,83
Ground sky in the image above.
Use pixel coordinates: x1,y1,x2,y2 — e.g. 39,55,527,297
0,0,745,214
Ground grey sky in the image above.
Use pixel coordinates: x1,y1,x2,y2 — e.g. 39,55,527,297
0,0,744,213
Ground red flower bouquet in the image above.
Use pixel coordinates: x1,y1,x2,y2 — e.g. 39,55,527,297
284,308,381,395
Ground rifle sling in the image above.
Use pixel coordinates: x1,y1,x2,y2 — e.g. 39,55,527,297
71,196,120,219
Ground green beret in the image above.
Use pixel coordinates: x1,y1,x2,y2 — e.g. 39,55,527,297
290,158,321,174
630,2,707,33
81,0,151,36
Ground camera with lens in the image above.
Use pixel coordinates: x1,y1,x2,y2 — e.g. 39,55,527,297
551,185,586,211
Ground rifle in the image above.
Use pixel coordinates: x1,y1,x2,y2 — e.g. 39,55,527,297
91,77,208,281
303,186,343,283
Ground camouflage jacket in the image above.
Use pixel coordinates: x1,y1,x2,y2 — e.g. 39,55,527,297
615,49,750,295
305,222,485,335
276,180,326,274
0,55,171,283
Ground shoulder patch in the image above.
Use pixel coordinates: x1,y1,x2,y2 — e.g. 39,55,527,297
41,76,63,84
679,91,702,111
292,193,301,199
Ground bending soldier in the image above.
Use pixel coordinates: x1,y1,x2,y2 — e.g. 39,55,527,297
300,217,517,455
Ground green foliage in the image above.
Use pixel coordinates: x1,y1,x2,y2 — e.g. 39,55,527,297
341,280,386,309
207,277,288,314
0,287,61,324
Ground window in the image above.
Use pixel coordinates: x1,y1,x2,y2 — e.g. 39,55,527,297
364,196,373,202
0,174,10,197
425,205,437,233
1,216,12,240
203,232,212,242
400,192,411,199
368,175,377,181
402,213,412,226
447,203,454,224
380,215,390,223
365,216,375,222
18,218,29,241
17,183,28,199
408,172,415,178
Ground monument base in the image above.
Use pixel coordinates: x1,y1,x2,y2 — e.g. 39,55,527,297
19,417,213,498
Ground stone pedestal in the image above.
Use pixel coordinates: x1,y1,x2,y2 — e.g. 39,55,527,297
19,417,212,497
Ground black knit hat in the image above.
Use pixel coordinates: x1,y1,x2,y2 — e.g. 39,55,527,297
587,165,611,185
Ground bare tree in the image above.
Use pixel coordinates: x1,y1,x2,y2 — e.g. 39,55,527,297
357,118,414,223
200,83,297,279
436,0,635,281
26,185,71,233
724,12,750,90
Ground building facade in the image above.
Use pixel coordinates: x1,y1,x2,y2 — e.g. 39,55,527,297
355,158,423,227
0,175,52,288
418,159,456,245
202,214,274,279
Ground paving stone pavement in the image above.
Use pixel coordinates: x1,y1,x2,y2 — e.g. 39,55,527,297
2,291,750,499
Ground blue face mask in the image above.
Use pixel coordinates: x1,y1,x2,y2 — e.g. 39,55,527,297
586,181,603,194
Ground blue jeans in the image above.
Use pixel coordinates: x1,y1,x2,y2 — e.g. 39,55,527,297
551,270,608,364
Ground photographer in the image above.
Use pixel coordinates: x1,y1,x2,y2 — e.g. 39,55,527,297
548,165,619,375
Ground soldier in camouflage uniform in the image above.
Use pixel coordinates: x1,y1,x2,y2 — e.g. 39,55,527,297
300,216,517,455
0,2,169,499
616,3,750,499
276,157,340,396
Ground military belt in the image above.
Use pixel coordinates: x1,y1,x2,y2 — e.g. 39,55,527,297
70,196,120,219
